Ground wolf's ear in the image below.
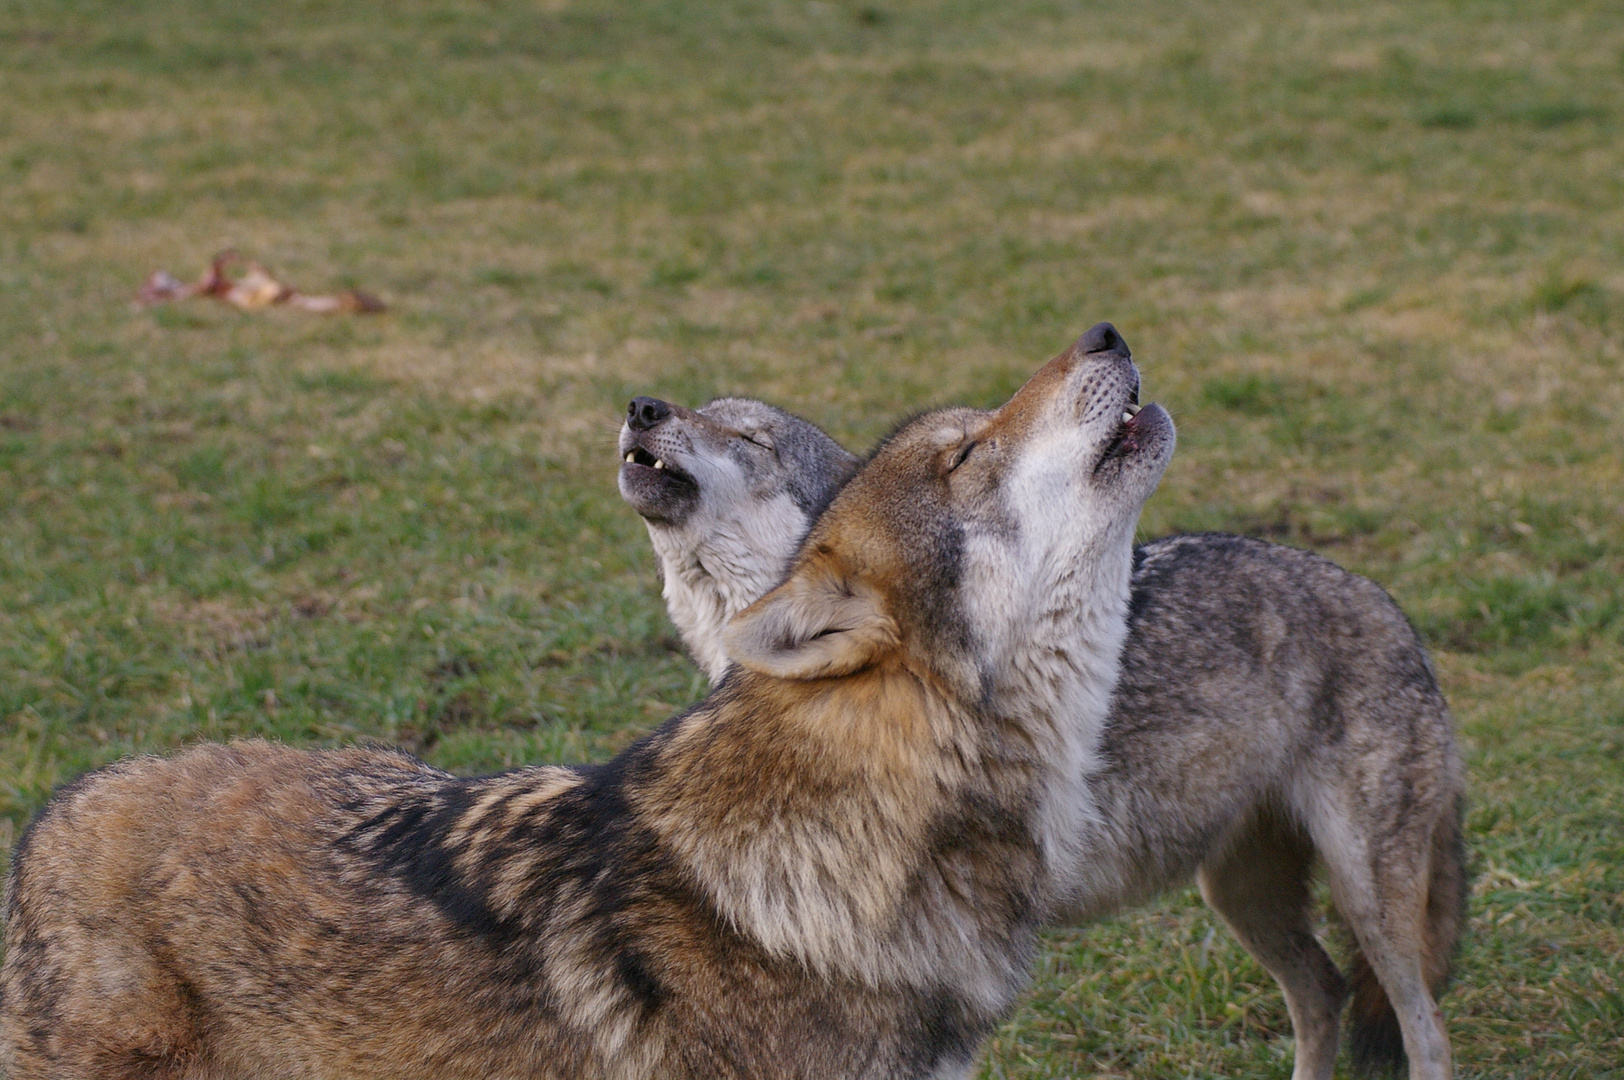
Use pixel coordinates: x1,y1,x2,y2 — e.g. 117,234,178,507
723,562,896,680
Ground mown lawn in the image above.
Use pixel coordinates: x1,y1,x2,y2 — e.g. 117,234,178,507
1,0,1620,1075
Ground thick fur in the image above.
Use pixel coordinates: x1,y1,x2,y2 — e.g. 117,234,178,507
617,358,1466,1078
1,330,1175,1080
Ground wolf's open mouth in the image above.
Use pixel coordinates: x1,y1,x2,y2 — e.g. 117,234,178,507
623,446,696,486
1095,402,1147,473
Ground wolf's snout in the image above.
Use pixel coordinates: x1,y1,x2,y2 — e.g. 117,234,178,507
628,396,671,432
1077,322,1139,405
1079,322,1130,359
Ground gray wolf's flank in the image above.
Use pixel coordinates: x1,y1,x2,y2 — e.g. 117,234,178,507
619,324,1465,1080
2,331,1174,1080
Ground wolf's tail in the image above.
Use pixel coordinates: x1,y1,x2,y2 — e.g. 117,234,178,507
1345,795,1469,1076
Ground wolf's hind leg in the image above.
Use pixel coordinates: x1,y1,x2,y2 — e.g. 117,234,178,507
3,1023,203,1080
1322,823,1457,1080
1,941,205,1080
1197,813,1346,1080
3,1012,204,1080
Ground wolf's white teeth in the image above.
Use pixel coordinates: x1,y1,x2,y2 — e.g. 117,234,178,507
625,452,635,464
1122,411,1134,423
1124,402,1142,418
654,459,665,470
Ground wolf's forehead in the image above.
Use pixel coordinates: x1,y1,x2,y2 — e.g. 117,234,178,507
888,407,984,450
698,397,784,430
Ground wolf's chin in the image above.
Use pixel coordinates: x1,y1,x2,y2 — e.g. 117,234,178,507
618,464,700,525
1091,403,1174,489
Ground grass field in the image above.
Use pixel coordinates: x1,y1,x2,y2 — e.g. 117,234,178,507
1,0,1621,1075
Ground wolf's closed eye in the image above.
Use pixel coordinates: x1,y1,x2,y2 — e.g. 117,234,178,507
738,432,775,451
947,441,977,472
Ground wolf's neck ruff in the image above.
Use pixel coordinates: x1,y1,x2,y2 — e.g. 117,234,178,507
637,668,1037,1006
976,534,1137,898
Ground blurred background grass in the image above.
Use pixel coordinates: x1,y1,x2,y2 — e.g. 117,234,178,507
0,0,1620,1075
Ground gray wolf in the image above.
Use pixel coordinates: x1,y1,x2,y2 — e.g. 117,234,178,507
618,324,1466,1080
1,329,1174,1080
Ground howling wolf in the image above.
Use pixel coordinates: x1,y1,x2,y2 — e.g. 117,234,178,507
2,327,1174,1080
618,325,1465,1080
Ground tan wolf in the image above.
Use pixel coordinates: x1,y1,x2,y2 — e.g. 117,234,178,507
618,323,1466,1080
1,329,1174,1079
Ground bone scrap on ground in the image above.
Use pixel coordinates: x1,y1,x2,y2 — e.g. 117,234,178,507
139,250,385,314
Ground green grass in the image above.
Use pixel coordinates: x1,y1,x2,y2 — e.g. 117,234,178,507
1,0,1620,1075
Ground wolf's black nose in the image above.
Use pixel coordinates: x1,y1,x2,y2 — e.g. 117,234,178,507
1079,322,1131,359
627,396,671,431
